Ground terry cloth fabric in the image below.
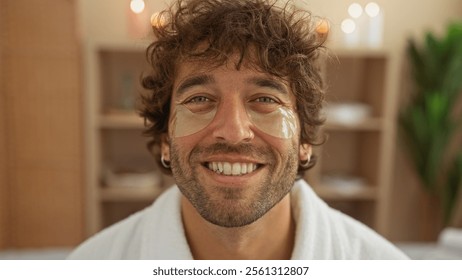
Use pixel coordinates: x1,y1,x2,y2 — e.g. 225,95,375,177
67,180,408,259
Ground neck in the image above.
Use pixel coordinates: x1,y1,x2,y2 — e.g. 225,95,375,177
181,194,295,260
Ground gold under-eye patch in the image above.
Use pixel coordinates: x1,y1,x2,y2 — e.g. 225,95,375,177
171,103,298,139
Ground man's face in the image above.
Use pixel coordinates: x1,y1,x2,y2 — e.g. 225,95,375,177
161,59,311,227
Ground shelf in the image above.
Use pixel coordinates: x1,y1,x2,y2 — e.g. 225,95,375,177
88,38,150,52
100,185,165,202
99,111,144,129
324,117,383,131
313,185,378,201
330,47,388,58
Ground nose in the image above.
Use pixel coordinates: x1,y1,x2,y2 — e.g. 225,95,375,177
211,99,254,144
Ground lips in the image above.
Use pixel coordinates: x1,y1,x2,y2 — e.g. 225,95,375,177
206,162,260,176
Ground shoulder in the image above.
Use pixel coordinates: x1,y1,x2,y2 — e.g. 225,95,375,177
330,209,409,259
67,209,146,259
67,186,182,260
291,180,408,260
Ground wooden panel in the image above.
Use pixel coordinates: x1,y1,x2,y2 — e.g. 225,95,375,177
0,12,7,249
0,0,10,250
389,148,442,241
321,131,361,177
2,0,84,248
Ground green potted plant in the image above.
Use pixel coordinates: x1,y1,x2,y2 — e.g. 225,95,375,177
400,22,462,226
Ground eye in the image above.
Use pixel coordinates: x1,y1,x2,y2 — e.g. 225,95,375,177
184,95,212,104
248,95,282,114
181,95,216,114
254,96,278,104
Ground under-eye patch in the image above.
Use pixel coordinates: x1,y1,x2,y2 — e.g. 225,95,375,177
171,102,298,139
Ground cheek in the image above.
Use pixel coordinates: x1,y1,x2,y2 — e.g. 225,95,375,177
257,132,300,160
169,133,203,162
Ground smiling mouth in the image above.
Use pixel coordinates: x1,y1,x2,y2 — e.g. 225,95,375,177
205,162,262,176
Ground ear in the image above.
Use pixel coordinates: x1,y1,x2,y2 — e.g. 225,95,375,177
160,133,170,161
299,143,312,162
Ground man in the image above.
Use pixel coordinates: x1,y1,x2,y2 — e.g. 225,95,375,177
69,0,407,259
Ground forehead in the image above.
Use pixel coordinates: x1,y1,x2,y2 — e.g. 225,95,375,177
173,58,292,95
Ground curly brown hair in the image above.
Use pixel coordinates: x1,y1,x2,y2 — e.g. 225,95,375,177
140,0,326,176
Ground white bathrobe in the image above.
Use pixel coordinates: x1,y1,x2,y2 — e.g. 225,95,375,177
67,180,408,259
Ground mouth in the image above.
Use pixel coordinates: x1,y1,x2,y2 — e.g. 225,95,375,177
204,161,262,176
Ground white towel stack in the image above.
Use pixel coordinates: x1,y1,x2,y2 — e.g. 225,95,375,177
438,227,462,250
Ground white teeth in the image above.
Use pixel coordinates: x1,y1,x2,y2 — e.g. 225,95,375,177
206,162,258,176
241,163,247,174
232,163,240,175
223,162,232,175
247,163,253,172
218,162,223,173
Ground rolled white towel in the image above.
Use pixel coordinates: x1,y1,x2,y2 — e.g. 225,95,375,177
438,227,462,250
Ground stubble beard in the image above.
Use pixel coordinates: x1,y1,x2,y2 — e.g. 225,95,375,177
169,141,299,228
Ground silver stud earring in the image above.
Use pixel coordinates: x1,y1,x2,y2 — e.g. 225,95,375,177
161,155,171,169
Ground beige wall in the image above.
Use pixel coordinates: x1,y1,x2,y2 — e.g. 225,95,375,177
302,0,462,49
77,0,462,49
77,0,169,40
1,0,84,248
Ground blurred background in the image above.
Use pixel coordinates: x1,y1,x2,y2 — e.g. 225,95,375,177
1,0,462,259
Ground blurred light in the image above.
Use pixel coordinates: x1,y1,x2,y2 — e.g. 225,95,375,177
151,13,159,27
316,19,330,35
341,18,356,34
151,12,165,27
365,2,380,18
348,3,363,19
130,0,145,14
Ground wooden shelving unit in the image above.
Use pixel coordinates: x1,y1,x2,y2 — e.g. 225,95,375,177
83,40,168,234
99,112,144,129
324,118,384,131
100,186,165,202
305,48,398,234
312,185,378,201
84,40,398,237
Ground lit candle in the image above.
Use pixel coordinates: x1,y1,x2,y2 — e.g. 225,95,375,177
127,0,150,38
316,19,330,41
342,3,366,47
341,18,359,47
348,3,363,19
365,2,384,48
151,12,166,28
130,0,145,14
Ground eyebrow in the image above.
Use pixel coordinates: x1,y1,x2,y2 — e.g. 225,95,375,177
247,77,289,95
175,74,215,96
174,74,289,96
